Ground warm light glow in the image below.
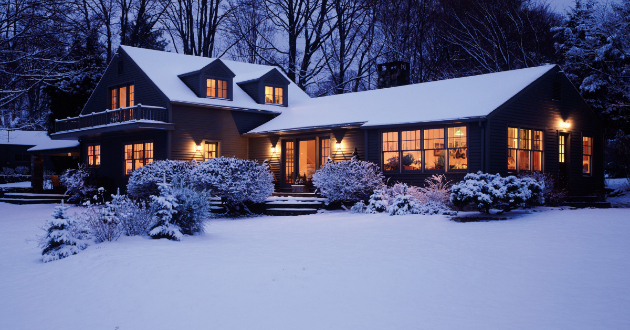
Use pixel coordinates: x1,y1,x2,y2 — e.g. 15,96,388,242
560,121,571,129
196,145,202,152
455,128,463,136
271,146,277,154
336,142,342,151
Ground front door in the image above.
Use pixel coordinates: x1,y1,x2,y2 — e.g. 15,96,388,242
559,133,569,188
297,139,316,182
281,139,317,188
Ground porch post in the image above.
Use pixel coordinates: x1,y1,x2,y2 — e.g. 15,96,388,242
32,154,44,193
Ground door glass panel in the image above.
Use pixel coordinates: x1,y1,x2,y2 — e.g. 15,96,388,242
285,141,294,184
298,140,316,179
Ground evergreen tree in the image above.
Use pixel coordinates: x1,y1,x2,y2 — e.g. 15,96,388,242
40,202,89,262
149,179,182,241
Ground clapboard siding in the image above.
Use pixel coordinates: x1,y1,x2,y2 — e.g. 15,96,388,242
231,111,277,134
81,131,168,193
170,104,249,162
486,66,604,195
81,50,168,115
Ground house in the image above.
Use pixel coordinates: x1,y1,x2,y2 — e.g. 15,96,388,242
50,46,604,196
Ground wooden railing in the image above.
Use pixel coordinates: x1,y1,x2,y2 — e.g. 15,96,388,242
55,104,167,133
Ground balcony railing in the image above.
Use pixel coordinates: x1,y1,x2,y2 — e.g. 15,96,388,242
55,104,168,133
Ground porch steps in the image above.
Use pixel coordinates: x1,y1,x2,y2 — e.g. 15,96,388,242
561,196,611,209
271,192,318,198
264,197,325,216
0,192,68,205
208,198,225,214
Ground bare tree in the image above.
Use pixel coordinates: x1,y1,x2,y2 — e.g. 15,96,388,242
223,0,277,63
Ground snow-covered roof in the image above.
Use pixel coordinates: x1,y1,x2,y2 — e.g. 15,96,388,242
0,130,79,151
121,46,311,112
248,65,557,134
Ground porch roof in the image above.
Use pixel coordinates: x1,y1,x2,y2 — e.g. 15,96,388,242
246,65,556,134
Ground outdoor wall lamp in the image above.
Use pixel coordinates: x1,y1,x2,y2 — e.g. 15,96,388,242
336,142,342,151
196,144,202,152
271,146,277,155
560,121,571,129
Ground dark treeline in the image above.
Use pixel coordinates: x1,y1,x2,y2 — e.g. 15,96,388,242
1,0,629,175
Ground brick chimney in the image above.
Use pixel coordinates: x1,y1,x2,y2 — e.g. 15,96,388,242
377,61,410,89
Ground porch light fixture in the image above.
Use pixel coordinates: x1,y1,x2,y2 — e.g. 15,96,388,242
336,142,342,151
196,144,202,152
271,146,277,154
560,121,571,129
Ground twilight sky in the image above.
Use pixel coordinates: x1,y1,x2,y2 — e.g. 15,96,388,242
548,0,575,13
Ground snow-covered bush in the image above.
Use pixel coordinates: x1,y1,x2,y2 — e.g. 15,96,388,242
78,202,123,243
350,200,367,213
126,160,198,200
40,203,89,262
313,157,385,203
417,174,452,205
109,189,154,236
149,180,182,241
172,180,210,235
190,157,274,215
450,171,544,214
519,172,566,206
60,164,99,203
366,189,388,213
386,184,454,215
14,166,29,175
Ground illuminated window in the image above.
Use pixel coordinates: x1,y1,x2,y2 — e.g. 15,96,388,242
87,144,101,167
382,132,399,171
508,127,543,172
265,86,284,104
285,141,294,183
124,142,153,175
401,130,421,171
424,129,445,170
583,136,592,174
110,83,134,109
207,79,227,98
448,127,467,170
559,134,566,163
320,138,330,166
204,142,217,160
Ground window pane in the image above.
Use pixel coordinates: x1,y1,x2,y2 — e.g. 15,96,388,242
425,149,445,170
119,86,127,108
583,137,592,174
508,149,517,170
87,146,94,165
448,127,467,148
382,132,398,151
519,150,531,171
134,143,144,161
218,80,227,98
383,152,399,171
533,151,542,172
205,142,216,160
320,138,330,166
402,130,421,150
145,143,153,160
207,79,216,97
124,144,133,160
265,86,273,103
508,127,518,149
519,129,531,150
583,155,591,174
129,85,135,107
275,87,283,104
285,141,294,183
533,130,543,151
449,148,467,170
402,151,421,171
111,88,117,109
559,136,565,163
126,160,133,175
424,129,444,150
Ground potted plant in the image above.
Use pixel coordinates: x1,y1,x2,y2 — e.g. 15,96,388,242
291,173,308,193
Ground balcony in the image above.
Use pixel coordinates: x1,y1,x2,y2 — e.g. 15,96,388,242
52,104,174,139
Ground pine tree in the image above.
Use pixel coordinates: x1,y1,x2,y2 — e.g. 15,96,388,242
149,178,182,241
40,202,89,262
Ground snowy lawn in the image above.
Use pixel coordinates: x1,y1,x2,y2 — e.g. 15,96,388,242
1,204,630,330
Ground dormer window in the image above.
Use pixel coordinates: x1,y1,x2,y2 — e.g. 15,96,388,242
110,83,134,109
265,86,283,104
207,78,227,99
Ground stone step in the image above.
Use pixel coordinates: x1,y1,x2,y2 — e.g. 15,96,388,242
0,198,65,205
272,192,318,198
561,202,612,209
265,208,319,216
265,201,323,209
3,193,68,200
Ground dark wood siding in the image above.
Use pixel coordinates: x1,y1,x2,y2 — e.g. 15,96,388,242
170,104,248,162
231,111,277,134
81,130,168,193
486,66,604,195
80,50,168,115
179,73,202,97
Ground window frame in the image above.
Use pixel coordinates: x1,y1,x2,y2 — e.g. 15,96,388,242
206,77,228,99
401,130,422,172
202,140,219,161
109,82,135,109
264,85,285,105
507,126,544,173
382,131,400,172
86,143,101,167
380,125,468,174
582,136,592,176
320,137,331,167
122,140,154,176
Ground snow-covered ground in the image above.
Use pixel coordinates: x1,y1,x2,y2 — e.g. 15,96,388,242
0,181,31,188
1,204,630,330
